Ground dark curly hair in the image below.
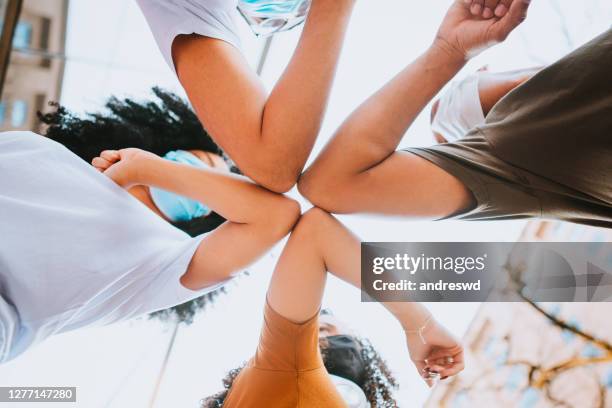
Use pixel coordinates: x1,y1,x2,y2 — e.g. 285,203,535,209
149,288,226,325
38,87,240,324
200,336,399,408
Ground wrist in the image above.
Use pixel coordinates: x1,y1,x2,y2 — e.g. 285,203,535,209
401,311,434,333
403,314,434,345
385,302,433,332
130,154,157,186
429,37,468,68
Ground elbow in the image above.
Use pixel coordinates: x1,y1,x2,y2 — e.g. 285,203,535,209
297,171,317,203
268,196,302,239
297,171,338,214
250,169,300,194
263,177,298,194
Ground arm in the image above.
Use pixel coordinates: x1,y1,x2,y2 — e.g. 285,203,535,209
93,148,300,290
267,208,464,385
172,0,355,193
299,0,531,217
478,67,541,116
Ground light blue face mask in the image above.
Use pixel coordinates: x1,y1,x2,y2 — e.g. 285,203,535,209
237,0,312,37
150,150,212,222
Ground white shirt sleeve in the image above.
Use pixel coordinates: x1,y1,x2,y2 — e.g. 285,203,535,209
0,131,230,362
136,0,242,73
0,294,19,364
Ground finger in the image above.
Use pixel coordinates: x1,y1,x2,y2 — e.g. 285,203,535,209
470,0,484,16
432,356,457,366
495,0,512,17
413,360,427,374
92,157,112,170
482,0,500,18
413,360,434,387
426,364,448,373
422,371,435,388
440,361,466,377
496,0,531,40
426,346,464,362
100,150,120,163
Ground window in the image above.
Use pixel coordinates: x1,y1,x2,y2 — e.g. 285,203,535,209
39,17,52,68
13,21,33,49
40,18,51,51
11,100,28,127
35,94,46,116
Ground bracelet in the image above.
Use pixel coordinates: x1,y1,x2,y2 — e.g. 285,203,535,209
404,315,433,345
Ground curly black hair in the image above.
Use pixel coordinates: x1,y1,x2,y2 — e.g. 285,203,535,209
200,336,399,408
38,87,239,324
149,287,226,325
351,337,399,407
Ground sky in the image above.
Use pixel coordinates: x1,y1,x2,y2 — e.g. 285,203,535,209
0,0,611,407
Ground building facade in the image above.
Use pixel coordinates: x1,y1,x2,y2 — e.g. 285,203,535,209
0,0,68,132
425,222,612,408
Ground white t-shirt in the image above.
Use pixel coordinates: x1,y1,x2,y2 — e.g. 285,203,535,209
136,0,242,73
0,131,218,363
431,74,486,142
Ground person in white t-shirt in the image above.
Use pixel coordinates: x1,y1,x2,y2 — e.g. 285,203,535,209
0,91,300,364
135,0,515,193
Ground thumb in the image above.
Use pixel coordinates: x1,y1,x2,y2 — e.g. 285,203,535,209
495,0,531,41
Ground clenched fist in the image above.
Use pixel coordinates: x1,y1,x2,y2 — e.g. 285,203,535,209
435,0,532,60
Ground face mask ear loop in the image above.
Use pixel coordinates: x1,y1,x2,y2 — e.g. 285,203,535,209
403,315,433,345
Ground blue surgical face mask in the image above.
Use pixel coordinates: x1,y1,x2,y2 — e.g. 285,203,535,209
237,0,312,37
150,150,212,222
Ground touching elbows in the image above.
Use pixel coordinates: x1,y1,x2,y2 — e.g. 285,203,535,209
265,195,302,240
262,174,299,195
297,170,341,215
246,163,302,194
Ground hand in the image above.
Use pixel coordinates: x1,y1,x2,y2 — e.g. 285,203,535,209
405,319,465,387
435,0,531,60
92,148,158,189
464,0,513,19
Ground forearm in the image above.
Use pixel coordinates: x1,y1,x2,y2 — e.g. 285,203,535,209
301,209,432,330
323,236,432,331
173,0,354,193
301,43,465,186
270,209,463,384
267,208,431,327
254,0,355,190
135,157,297,225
